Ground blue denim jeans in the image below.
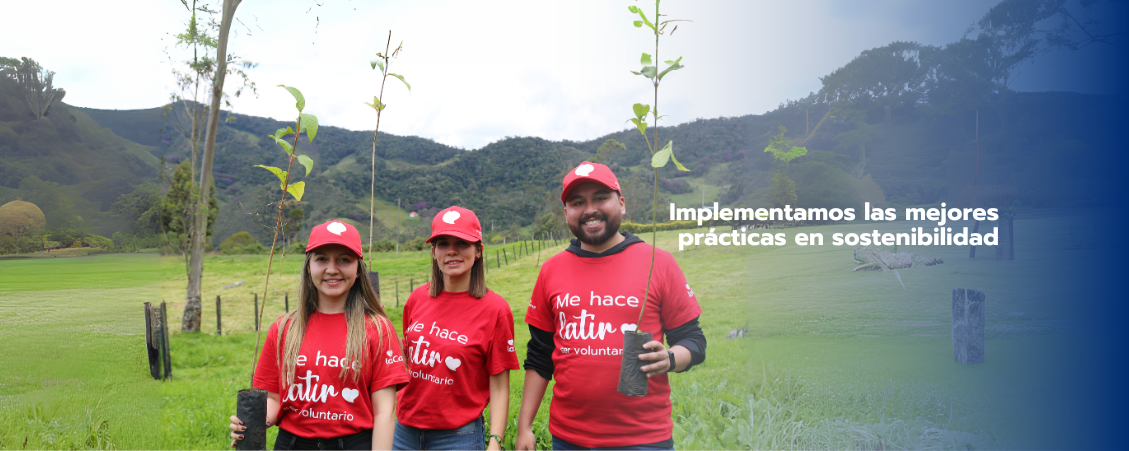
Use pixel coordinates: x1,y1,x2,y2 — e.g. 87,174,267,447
551,435,675,450
392,416,484,450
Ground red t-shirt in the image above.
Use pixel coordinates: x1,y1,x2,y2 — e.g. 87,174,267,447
396,285,520,429
524,242,702,447
252,312,410,438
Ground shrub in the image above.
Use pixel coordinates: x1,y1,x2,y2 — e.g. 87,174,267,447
220,231,259,253
0,200,46,254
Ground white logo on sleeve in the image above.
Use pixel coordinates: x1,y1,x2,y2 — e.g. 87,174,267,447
575,164,595,176
327,221,347,235
442,210,461,224
686,284,695,297
384,349,403,365
341,388,359,403
507,339,515,352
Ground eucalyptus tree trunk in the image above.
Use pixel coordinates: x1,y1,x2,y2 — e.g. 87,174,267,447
183,0,242,332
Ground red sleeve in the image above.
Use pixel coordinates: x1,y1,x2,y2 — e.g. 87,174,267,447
252,321,282,394
524,268,554,332
657,252,703,332
487,298,520,375
368,316,410,393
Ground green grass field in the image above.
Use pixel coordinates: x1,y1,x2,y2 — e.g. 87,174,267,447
0,254,164,450
1,209,1102,449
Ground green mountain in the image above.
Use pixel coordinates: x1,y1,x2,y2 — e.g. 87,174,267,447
0,76,160,236
68,86,1115,250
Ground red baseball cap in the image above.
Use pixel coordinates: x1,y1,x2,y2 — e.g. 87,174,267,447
306,220,364,259
561,161,621,204
426,206,484,244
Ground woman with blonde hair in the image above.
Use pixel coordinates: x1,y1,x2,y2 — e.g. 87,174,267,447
230,220,409,450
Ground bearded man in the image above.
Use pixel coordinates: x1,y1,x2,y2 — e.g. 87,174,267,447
515,161,707,450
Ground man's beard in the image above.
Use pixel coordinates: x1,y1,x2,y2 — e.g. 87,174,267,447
568,211,621,246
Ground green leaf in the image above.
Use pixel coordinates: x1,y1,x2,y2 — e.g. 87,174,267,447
286,181,305,202
275,139,293,156
670,147,690,171
278,85,305,112
254,165,288,190
269,127,295,155
388,73,411,92
634,20,643,28
370,59,385,72
365,96,386,112
641,65,658,79
640,53,652,66
299,113,319,142
628,5,638,13
269,127,294,140
652,141,673,168
296,155,314,177
632,8,656,31
633,103,650,120
658,56,684,80
630,118,647,135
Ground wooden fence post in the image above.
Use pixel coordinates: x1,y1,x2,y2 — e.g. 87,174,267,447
368,271,380,295
395,279,400,308
216,296,222,336
160,301,172,380
503,249,509,265
144,302,160,380
284,292,289,313
410,277,414,294
952,288,986,364
496,250,500,268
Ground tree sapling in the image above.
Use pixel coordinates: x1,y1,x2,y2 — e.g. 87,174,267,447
238,85,317,450
618,0,691,397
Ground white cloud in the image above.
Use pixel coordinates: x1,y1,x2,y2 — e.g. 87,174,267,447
5,0,1108,150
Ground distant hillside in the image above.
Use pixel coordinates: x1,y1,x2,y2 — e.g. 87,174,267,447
0,76,159,236
66,86,1119,248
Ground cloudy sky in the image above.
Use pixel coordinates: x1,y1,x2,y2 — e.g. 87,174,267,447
2,0,1123,149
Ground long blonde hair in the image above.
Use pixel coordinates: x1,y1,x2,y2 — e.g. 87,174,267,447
274,253,390,384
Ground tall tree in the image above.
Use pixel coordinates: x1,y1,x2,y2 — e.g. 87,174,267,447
763,126,806,208
8,57,65,120
183,0,244,332
162,160,217,275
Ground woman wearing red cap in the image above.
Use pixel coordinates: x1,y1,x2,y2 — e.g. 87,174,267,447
393,206,519,450
229,220,410,450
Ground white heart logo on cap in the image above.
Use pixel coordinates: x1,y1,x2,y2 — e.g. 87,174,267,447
575,164,595,177
327,221,346,235
442,210,461,224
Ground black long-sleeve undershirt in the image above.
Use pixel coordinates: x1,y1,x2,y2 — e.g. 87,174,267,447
523,316,707,379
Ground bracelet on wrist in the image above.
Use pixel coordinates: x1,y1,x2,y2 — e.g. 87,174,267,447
487,434,504,449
